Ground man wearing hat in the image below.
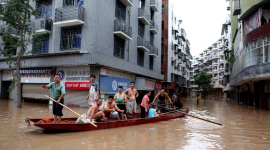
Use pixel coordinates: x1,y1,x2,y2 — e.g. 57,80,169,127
114,86,128,120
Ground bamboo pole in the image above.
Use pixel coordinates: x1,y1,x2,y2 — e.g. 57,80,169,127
45,95,97,127
153,104,222,126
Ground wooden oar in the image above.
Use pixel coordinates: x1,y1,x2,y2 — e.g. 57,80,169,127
45,95,97,128
152,104,222,126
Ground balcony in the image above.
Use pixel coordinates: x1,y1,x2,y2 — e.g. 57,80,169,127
149,45,158,57
0,0,8,5
119,0,133,7
138,8,150,25
219,60,225,63
219,68,225,71
32,18,52,34
219,52,224,56
180,28,186,41
150,21,158,34
150,0,159,12
137,36,150,52
219,76,224,79
0,26,17,36
213,69,218,73
54,5,85,27
190,85,198,88
233,0,241,16
114,20,132,40
213,76,219,80
199,57,203,61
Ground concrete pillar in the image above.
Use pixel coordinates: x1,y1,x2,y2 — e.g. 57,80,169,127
0,70,2,99
224,92,228,100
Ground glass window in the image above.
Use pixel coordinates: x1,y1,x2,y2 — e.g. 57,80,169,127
162,21,164,29
138,21,145,37
150,33,154,46
64,0,84,6
161,37,164,46
61,27,82,50
33,35,49,54
162,5,164,13
137,50,144,67
114,36,125,59
115,0,126,21
36,0,52,18
3,43,17,57
161,54,164,63
149,56,153,70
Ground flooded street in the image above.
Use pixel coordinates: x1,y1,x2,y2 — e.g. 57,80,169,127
0,98,269,150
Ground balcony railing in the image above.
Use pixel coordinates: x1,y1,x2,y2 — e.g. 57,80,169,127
0,26,17,35
119,0,133,7
54,5,85,27
32,18,52,34
114,19,132,40
138,8,150,25
150,0,159,12
180,28,186,41
150,21,158,34
137,36,150,52
149,45,158,57
0,0,9,5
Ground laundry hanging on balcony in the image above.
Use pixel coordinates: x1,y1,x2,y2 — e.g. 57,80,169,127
244,8,262,34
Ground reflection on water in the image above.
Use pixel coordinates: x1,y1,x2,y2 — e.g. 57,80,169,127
0,98,270,150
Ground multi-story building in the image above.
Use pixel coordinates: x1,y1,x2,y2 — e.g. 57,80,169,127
229,0,270,109
190,38,227,99
161,0,192,96
0,0,163,107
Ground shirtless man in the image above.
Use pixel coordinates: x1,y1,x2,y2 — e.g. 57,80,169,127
124,81,139,119
87,99,103,122
103,96,124,119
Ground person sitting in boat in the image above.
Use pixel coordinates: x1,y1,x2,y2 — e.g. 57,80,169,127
87,99,104,122
148,105,159,118
151,88,173,114
103,96,124,120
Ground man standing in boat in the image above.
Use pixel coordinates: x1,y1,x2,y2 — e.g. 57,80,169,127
41,74,66,123
87,74,100,108
124,81,139,119
114,86,128,120
152,88,173,114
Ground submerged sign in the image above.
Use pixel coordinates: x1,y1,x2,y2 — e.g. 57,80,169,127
100,75,134,94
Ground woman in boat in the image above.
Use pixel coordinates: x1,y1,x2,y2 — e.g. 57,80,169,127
140,91,151,118
152,88,173,113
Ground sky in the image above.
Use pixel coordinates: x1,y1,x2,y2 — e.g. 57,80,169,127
172,0,229,57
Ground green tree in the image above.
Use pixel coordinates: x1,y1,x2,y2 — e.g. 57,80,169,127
194,70,214,100
0,0,38,107
226,47,234,71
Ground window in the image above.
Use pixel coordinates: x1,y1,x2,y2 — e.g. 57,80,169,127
61,26,82,50
137,50,144,67
149,56,153,70
64,0,83,6
161,70,164,75
150,33,154,46
138,21,145,37
114,36,125,59
115,0,126,21
171,57,174,66
138,0,145,8
162,21,164,29
36,0,52,18
3,43,16,57
161,37,164,46
161,54,164,63
33,35,49,54
162,5,164,13
151,9,154,21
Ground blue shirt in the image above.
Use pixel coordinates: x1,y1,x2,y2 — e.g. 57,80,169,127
89,81,100,92
148,108,156,118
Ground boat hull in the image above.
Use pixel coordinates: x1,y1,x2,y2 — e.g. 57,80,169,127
28,108,189,131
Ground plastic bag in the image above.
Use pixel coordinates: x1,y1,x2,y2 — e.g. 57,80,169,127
76,113,87,123
111,111,120,120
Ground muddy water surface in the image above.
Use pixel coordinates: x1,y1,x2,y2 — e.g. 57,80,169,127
0,98,269,150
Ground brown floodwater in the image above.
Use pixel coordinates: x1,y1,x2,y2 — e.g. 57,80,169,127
0,98,269,150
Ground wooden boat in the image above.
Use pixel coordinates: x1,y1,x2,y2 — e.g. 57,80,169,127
25,108,189,131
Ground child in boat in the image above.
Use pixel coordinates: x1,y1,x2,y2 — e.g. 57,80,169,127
148,105,158,118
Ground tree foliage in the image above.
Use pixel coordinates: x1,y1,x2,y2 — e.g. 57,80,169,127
194,70,214,99
226,47,234,71
0,0,38,107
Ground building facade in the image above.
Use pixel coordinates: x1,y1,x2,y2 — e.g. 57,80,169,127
161,0,192,96
0,0,163,107
229,0,270,109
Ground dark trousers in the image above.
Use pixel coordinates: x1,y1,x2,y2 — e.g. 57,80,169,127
53,98,64,116
140,105,146,118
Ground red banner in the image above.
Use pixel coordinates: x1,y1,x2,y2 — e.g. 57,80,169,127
65,82,90,89
155,81,162,90
144,80,155,89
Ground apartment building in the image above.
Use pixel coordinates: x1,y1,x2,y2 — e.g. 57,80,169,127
161,0,192,96
0,0,163,107
229,0,270,109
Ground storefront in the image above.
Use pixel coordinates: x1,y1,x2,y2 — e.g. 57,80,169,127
1,69,51,100
135,78,155,103
99,75,134,100
56,67,90,108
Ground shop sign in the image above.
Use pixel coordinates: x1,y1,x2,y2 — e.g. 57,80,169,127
58,69,90,81
144,80,155,89
65,82,90,89
100,75,134,94
168,82,176,89
155,81,162,90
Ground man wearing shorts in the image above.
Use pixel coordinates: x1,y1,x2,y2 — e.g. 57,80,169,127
124,81,139,119
114,86,128,120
